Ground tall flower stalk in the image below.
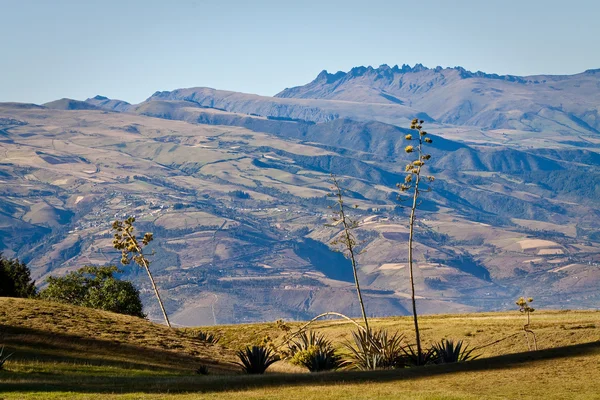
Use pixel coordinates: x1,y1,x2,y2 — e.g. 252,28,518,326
112,217,171,327
398,118,435,363
329,175,370,334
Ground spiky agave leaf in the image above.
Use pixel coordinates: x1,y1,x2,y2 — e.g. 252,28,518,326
290,330,332,353
235,345,279,374
402,343,437,366
431,339,480,364
344,329,406,370
300,347,347,372
373,329,406,369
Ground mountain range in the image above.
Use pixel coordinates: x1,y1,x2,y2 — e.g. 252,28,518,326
1,64,599,325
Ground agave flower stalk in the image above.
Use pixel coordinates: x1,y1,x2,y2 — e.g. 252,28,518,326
398,118,436,362
329,174,370,335
112,217,171,328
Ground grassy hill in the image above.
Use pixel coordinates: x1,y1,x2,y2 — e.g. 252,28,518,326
1,298,600,399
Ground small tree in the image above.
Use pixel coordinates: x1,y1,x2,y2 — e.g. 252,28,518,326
397,118,436,363
516,296,537,350
0,253,37,298
329,175,370,334
112,217,171,327
41,265,145,318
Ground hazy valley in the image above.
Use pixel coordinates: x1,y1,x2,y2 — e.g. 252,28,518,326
1,64,599,325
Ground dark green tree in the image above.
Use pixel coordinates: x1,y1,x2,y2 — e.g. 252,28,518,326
40,265,145,318
0,253,37,298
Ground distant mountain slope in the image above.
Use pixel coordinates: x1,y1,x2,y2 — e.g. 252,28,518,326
126,99,461,158
276,64,600,134
140,86,432,125
85,95,132,112
1,103,599,325
43,98,101,110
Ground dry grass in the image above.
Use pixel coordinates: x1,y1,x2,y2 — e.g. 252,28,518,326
0,298,237,374
1,298,599,399
200,309,600,358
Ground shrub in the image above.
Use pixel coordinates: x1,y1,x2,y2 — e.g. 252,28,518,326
235,345,279,374
195,365,209,375
0,253,37,298
228,190,251,199
196,330,220,344
288,331,345,372
431,339,479,364
40,265,145,318
344,329,406,370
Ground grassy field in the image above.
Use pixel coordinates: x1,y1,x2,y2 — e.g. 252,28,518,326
1,298,599,399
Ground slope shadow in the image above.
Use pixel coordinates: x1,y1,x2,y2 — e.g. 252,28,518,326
0,324,233,373
294,238,354,283
2,337,598,394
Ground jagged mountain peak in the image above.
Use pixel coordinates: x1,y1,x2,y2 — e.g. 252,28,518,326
276,64,600,134
288,64,546,92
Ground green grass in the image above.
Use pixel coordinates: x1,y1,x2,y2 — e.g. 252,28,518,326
1,298,600,399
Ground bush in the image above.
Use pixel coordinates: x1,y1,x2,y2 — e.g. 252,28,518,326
40,265,145,318
228,190,251,199
235,345,279,374
288,331,345,372
0,253,37,298
195,330,220,344
344,329,406,370
195,365,209,375
431,339,479,364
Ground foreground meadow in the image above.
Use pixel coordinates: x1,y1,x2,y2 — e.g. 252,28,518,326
1,298,599,399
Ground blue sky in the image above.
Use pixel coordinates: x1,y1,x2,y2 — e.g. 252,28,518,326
2,0,598,104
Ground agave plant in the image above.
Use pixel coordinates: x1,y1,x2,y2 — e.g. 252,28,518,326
235,345,279,374
296,347,347,372
402,343,437,366
288,331,331,355
0,345,13,370
431,339,479,364
373,329,406,369
196,330,220,344
344,329,406,370
288,331,344,372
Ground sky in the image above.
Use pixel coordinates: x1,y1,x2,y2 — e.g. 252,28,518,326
1,0,599,104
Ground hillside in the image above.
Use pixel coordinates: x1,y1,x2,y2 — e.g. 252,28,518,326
0,298,236,373
1,298,599,399
1,98,600,324
144,87,431,126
